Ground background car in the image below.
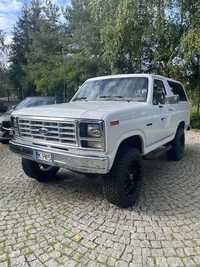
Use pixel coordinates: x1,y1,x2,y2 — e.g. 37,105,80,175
0,96,63,143
0,102,9,114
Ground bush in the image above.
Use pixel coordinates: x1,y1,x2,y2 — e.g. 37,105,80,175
191,112,200,129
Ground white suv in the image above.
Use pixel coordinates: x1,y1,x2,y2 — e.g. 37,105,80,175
10,74,191,208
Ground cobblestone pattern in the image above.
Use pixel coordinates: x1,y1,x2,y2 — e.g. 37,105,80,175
0,131,200,267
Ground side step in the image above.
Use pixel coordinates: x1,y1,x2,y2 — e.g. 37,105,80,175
144,145,172,160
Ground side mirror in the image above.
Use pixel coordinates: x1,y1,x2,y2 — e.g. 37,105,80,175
166,95,179,104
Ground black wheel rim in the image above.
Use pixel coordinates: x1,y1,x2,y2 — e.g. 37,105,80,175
39,164,52,172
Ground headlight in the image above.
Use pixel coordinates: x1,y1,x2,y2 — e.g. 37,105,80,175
79,121,105,150
87,124,102,138
79,122,103,138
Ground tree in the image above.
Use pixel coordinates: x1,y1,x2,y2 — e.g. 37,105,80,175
89,0,150,73
0,30,10,98
64,0,107,74
9,4,34,98
25,0,64,96
180,1,200,113
0,30,4,55
7,0,200,110
10,0,66,97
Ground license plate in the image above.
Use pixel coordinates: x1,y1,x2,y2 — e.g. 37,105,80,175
35,151,52,164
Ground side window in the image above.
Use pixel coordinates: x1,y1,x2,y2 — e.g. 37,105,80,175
168,81,187,101
153,79,166,105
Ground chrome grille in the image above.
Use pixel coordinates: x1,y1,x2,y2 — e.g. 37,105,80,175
18,118,77,146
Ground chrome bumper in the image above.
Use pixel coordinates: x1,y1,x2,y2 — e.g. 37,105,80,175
9,140,109,174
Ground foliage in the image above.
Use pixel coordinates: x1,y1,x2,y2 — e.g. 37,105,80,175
0,30,4,55
4,0,200,112
191,112,200,129
0,30,10,97
9,4,33,98
180,1,200,113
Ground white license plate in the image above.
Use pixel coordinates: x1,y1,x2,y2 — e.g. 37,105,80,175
35,151,52,163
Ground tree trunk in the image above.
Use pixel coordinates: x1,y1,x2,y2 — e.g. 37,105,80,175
197,88,200,114
197,55,200,115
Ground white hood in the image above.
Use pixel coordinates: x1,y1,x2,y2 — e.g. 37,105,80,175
12,101,147,120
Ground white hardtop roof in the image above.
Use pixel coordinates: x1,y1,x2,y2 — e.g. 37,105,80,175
87,74,181,83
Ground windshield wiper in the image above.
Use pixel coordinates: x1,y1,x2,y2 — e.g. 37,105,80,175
99,95,123,99
98,96,141,102
74,97,88,101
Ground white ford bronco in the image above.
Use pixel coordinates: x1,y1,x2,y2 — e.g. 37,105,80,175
10,74,191,208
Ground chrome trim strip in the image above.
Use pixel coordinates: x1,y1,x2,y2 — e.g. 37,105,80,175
15,116,76,122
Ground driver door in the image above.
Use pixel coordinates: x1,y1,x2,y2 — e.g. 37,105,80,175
152,79,170,142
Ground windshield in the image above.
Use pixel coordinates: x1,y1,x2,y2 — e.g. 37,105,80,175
15,97,55,111
72,77,149,102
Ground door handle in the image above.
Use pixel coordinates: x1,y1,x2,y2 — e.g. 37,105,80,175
161,117,166,121
146,123,153,126
169,107,175,111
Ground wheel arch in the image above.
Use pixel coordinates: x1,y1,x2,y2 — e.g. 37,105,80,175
108,133,145,171
116,135,144,154
178,121,185,130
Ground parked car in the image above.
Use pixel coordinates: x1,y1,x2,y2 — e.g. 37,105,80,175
0,102,8,113
10,74,191,208
0,96,62,142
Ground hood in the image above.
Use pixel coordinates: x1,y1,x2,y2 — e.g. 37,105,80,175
12,101,147,120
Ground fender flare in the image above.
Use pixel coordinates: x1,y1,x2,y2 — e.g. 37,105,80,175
108,130,145,170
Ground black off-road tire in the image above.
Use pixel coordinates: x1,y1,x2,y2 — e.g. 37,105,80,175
22,158,59,182
103,148,143,208
85,173,100,179
167,126,185,161
0,138,9,144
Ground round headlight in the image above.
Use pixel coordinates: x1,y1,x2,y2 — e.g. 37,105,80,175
87,124,102,138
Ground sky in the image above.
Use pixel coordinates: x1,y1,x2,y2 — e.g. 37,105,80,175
0,0,69,45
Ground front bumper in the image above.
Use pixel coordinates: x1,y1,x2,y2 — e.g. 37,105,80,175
9,140,110,174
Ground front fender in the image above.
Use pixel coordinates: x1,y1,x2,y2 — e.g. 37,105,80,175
107,130,145,171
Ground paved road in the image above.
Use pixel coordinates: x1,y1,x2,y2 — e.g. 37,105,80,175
0,131,200,267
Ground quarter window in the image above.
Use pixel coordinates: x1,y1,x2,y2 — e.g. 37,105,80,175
168,81,187,101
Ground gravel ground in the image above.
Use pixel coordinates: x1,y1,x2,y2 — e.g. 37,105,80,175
0,131,200,267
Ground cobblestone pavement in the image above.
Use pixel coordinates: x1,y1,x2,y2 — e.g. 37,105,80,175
0,131,200,267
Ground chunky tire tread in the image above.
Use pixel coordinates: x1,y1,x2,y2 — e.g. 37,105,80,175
167,127,185,161
22,158,59,182
85,174,100,179
103,148,143,208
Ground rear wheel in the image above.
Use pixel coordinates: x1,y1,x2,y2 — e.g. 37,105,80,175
103,148,143,208
22,158,59,182
167,127,185,161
